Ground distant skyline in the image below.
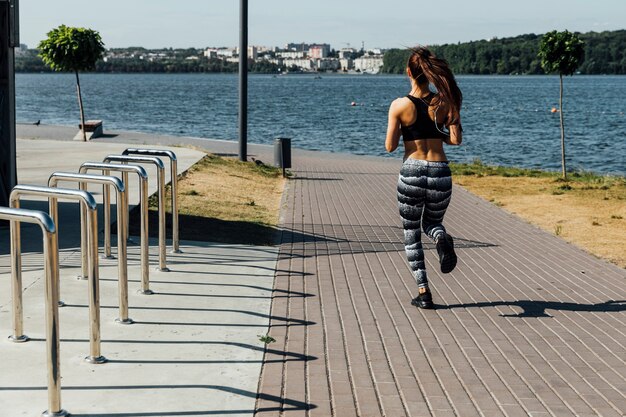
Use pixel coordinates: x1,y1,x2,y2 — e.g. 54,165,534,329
19,0,626,50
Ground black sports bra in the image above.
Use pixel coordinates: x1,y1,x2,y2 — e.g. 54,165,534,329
401,94,449,141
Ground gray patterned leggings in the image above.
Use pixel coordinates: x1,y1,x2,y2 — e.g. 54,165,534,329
397,159,452,289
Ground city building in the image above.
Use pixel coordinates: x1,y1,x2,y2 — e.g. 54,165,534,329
203,49,217,59
283,58,315,71
286,42,311,52
354,55,384,73
235,46,258,59
339,58,353,71
315,58,340,71
277,51,306,59
309,44,330,59
69,42,388,74
266,57,284,66
248,46,258,60
216,48,236,58
338,48,356,59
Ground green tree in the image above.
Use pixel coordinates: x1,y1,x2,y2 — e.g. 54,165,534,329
538,30,585,179
38,25,105,141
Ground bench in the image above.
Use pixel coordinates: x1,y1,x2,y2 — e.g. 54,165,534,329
75,120,103,140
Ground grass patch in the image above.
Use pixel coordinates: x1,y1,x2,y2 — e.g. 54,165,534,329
453,161,626,268
451,160,623,186
128,154,285,245
451,159,553,179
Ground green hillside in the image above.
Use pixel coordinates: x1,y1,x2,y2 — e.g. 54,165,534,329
382,30,626,75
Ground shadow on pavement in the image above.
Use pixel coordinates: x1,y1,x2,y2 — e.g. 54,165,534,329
435,299,626,317
0,384,316,415
125,209,287,246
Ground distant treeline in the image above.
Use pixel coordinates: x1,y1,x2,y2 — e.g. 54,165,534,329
15,49,281,74
382,30,626,75
16,30,626,75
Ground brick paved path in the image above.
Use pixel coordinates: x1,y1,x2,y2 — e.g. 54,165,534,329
255,152,626,417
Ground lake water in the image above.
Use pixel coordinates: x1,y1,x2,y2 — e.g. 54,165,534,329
15,73,626,176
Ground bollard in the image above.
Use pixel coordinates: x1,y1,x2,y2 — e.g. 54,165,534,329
9,185,106,365
274,137,292,178
79,162,152,295
103,155,169,272
48,172,133,324
122,148,181,253
0,207,68,417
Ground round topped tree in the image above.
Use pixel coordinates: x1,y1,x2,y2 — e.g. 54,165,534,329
538,30,585,179
38,25,105,141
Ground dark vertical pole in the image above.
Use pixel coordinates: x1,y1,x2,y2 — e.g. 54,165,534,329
238,0,248,162
0,0,18,207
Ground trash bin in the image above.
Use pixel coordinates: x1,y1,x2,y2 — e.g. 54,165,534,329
274,137,291,169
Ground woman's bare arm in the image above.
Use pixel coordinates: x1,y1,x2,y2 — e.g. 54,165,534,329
444,110,462,145
447,124,462,145
385,99,403,152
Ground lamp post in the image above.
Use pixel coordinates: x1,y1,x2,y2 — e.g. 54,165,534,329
0,0,18,208
238,0,248,162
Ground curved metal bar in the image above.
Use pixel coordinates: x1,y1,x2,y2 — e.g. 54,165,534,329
0,206,67,417
122,148,181,253
48,172,124,274
104,154,165,169
78,163,147,257
0,206,56,232
79,162,152,294
122,148,177,161
47,171,124,190
47,173,123,279
10,184,97,210
9,184,96,288
48,172,132,325
9,185,106,365
9,185,94,299
103,155,169,272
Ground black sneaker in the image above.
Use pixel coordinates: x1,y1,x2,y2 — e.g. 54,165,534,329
436,233,457,274
411,290,434,309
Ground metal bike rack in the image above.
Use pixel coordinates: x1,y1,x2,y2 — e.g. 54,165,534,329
9,185,106,365
0,206,68,417
103,154,169,272
122,148,181,253
48,172,133,324
79,162,153,295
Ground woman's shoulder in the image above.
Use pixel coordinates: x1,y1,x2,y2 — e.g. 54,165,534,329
390,96,412,108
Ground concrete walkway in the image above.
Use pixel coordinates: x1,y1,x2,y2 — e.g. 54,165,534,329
255,150,626,417
1,131,279,416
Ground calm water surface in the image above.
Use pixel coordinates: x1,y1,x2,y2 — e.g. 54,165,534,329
16,73,626,176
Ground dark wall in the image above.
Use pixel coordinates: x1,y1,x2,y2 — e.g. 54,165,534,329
0,2,18,207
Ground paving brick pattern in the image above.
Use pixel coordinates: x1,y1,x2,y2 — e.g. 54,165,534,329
255,152,626,417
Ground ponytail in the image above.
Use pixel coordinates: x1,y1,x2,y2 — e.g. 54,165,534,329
407,47,462,125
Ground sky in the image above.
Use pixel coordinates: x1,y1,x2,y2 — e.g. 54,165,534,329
18,0,626,50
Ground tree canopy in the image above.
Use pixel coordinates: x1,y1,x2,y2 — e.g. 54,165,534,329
538,30,585,76
37,25,105,72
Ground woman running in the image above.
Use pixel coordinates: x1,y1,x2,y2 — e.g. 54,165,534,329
385,46,463,309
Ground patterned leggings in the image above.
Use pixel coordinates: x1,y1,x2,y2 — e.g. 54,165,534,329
397,159,452,289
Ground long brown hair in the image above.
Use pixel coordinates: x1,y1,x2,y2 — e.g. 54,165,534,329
408,46,462,125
